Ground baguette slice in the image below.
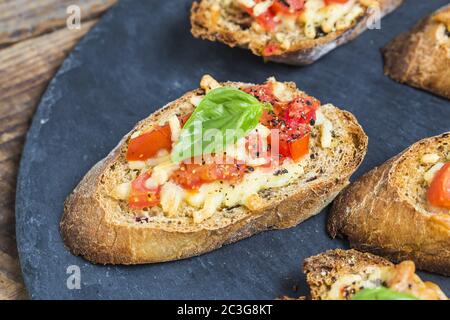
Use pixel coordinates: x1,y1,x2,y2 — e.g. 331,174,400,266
61,76,368,265
329,133,450,275
191,0,403,65
303,249,447,300
382,4,450,99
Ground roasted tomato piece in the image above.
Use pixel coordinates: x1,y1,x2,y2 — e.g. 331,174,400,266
246,82,318,162
171,161,247,190
284,95,320,127
128,170,160,209
427,163,450,209
288,133,310,161
126,125,172,161
275,125,310,159
126,114,191,161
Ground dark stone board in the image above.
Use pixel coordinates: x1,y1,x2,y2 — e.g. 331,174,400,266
16,0,450,299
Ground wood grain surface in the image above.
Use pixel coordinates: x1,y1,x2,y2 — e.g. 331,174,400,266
0,0,116,300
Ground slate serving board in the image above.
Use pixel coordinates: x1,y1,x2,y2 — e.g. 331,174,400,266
16,0,450,299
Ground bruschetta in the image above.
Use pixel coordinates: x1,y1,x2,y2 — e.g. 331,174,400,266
60,75,367,264
329,133,450,275
302,249,447,300
382,4,450,99
190,0,403,65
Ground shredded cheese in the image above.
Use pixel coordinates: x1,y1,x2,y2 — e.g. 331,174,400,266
316,109,333,148
144,161,179,189
253,0,273,17
128,160,146,170
113,182,131,200
190,95,204,107
424,162,445,185
169,115,181,142
421,153,440,165
160,182,185,217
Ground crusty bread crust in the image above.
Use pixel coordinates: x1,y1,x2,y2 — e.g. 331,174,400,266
303,249,392,300
382,4,450,99
60,81,368,265
191,0,403,65
328,133,450,276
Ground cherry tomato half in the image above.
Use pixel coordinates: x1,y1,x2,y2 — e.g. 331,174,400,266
427,163,450,209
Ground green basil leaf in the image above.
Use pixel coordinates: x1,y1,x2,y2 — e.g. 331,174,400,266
171,87,270,162
351,287,419,300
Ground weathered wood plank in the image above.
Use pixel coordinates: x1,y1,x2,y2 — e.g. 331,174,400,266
0,0,116,46
0,250,23,282
0,16,104,299
0,271,27,300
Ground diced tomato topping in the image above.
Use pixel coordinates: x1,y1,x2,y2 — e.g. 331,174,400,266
255,10,277,31
324,0,349,4
243,82,276,104
242,0,346,35
271,0,305,14
285,96,319,126
288,133,310,161
240,0,304,31
126,82,319,202
427,163,450,210
245,84,319,163
262,43,281,56
171,161,247,190
128,170,160,209
240,1,276,30
126,114,190,161
126,125,172,161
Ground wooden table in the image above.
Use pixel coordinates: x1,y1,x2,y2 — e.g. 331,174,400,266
0,0,117,300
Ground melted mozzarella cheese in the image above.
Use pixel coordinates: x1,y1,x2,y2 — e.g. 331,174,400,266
117,76,336,224
117,109,333,223
185,158,305,223
116,110,334,223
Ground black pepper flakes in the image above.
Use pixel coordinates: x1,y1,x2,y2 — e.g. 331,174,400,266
135,216,149,223
274,168,288,176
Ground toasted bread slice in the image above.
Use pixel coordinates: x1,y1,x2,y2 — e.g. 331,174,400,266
329,133,450,275
191,0,403,65
60,76,367,265
303,249,447,300
382,4,450,99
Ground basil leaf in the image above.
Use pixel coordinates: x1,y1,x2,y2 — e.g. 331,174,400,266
171,87,271,162
351,287,419,300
